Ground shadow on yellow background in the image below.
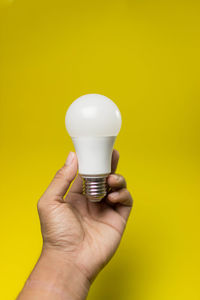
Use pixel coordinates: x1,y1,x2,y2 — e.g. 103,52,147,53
0,0,200,299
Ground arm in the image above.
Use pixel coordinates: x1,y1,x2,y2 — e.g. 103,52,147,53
17,150,133,300
17,250,89,300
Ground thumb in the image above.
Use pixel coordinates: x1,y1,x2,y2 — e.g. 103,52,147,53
42,152,78,201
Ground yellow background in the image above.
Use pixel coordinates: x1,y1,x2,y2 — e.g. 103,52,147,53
0,0,200,299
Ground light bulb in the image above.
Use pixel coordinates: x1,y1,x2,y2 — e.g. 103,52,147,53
65,94,122,202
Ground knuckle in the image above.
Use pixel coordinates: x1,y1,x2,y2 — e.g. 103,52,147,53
122,188,130,197
118,175,126,187
54,166,71,185
129,194,133,205
123,178,127,188
128,192,133,206
122,189,133,204
55,166,66,179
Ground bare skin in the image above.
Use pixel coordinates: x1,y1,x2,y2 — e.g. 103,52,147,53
17,150,133,300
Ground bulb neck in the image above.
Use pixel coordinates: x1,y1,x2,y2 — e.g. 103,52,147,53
81,174,109,202
72,137,116,175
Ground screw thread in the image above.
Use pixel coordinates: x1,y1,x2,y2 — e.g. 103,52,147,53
82,175,108,202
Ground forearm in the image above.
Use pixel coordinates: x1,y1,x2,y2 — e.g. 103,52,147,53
17,249,90,300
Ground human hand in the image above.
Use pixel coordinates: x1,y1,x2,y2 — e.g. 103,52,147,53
37,150,133,285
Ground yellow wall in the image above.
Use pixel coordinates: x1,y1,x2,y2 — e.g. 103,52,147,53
0,0,200,299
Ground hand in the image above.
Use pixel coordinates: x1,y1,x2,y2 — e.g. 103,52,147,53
37,150,133,284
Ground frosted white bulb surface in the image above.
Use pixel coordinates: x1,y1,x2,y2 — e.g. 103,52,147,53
65,94,122,202
65,94,121,137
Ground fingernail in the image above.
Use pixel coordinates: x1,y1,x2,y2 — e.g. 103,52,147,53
65,152,75,166
110,174,120,182
109,191,119,200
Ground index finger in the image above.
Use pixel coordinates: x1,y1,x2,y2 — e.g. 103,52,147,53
111,149,119,173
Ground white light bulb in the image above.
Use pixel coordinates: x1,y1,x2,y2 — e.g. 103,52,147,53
65,94,122,202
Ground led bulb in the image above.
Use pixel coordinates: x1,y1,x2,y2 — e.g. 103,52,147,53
65,94,122,202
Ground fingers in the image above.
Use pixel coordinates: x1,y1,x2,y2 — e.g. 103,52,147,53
107,174,127,190
107,173,133,221
107,188,133,221
107,188,132,206
41,152,78,202
111,149,119,173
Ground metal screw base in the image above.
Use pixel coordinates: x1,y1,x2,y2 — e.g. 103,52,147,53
81,175,108,202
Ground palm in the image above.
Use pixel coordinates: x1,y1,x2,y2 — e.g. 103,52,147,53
41,180,126,281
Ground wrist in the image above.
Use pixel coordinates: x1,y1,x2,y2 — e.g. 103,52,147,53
26,247,90,300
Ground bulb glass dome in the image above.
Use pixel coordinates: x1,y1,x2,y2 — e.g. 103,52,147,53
65,94,122,137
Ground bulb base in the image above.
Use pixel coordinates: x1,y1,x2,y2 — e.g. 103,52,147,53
81,175,108,202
